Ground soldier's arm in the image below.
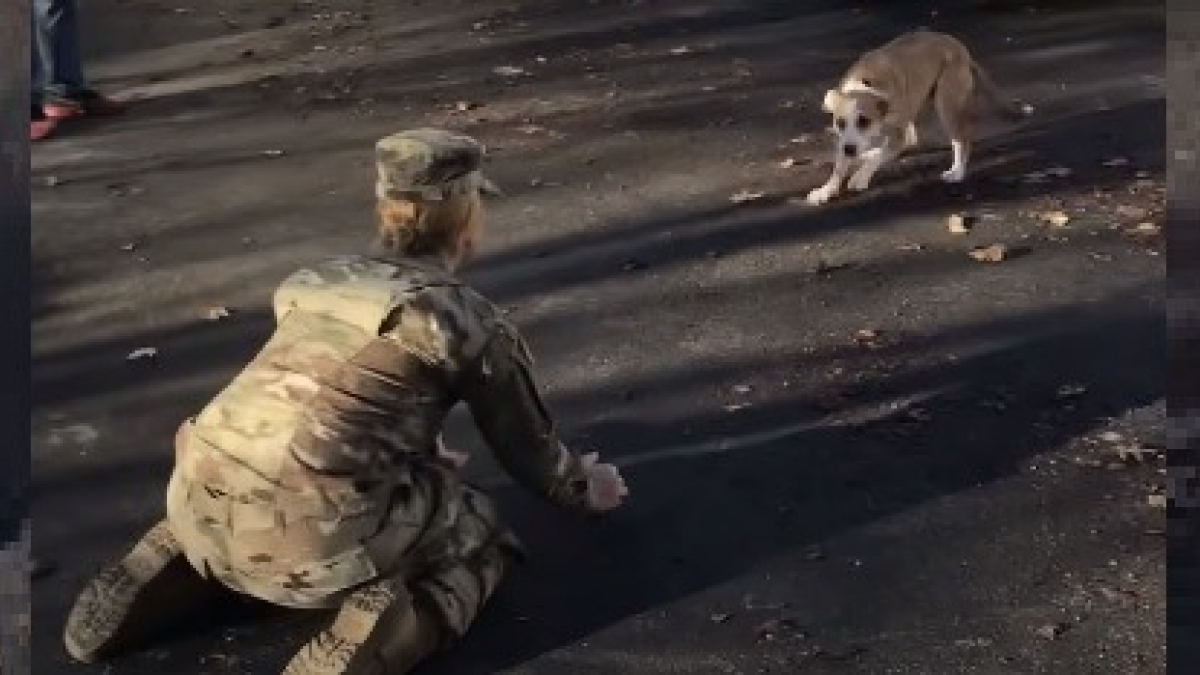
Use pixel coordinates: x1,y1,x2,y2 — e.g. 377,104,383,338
459,323,593,513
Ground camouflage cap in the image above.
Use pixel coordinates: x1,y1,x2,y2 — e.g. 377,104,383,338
375,128,502,202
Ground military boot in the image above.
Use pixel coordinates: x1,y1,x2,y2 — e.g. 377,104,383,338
282,577,443,675
63,519,221,663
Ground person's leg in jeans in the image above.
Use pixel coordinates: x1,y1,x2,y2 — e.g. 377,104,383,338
32,0,126,121
30,4,56,141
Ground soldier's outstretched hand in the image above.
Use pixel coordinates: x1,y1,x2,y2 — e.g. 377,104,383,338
581,452,629,511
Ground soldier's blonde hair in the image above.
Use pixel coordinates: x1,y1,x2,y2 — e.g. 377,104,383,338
376,189,483,260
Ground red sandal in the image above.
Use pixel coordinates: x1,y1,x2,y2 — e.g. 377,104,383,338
31,107,59,141
42,92,128,120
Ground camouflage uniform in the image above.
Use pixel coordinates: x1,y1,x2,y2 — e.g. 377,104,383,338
63,129,595,674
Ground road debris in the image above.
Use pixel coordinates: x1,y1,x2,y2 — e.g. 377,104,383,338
815,259,853,275
1056,383,1088,399
756,617,802,642
968,244,1010,263
204,306,233,321
493,65,528,77
1035,622,1070,640
730,189,766,203
853,328,886,349
1039,210,1071,227
126,347,159,361
1129,222,1162,238
947,213,973,234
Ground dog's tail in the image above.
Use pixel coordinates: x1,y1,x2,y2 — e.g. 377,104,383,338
970,59,1034,121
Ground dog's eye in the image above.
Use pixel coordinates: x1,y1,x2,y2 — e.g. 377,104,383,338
855,115,870,130
835,117,847,131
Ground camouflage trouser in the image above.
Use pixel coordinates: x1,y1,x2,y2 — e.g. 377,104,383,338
278,483,523,673
168,468,522,649
380,482,523,645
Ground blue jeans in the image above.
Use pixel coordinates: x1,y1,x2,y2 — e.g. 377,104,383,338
31,0,90,108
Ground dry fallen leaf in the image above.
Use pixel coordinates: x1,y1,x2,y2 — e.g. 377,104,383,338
1056,383,1088,399
1116,205,1150,220
126,347,158,361
854,328,886,349
730,189,765,203
947,213,973,234
1118,447,1161,464
1040,210,1071,227
1131,222,1161,237
1036,622,1070,640
968,244,1009,263
756,617,799,641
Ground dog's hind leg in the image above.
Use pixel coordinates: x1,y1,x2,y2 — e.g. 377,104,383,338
934,62,975,183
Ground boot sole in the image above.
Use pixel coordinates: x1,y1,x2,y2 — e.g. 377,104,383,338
282,581,406,675
63,521,185,663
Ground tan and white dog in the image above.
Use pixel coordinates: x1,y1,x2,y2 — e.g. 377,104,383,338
806,30,1033,206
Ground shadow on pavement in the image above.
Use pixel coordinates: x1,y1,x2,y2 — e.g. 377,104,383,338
32,290,1161,673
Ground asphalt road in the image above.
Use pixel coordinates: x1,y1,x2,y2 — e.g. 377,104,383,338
31,0,1166,673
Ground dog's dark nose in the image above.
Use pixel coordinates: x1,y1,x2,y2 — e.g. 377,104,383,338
842,144,857,157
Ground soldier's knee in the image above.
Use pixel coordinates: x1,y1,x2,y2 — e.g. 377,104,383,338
409,548,514,644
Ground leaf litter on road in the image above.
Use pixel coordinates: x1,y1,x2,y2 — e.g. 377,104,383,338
968,244,1010,263
730,189,765,204
126,347,159,362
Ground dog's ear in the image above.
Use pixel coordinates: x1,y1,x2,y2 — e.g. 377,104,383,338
822,89,842,114
875,97,890,118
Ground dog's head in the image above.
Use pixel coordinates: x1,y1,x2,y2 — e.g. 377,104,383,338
822,87,889,159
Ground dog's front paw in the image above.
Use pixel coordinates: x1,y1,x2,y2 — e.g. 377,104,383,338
847,171,874,192
806,185,837,205
941,167,966,183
